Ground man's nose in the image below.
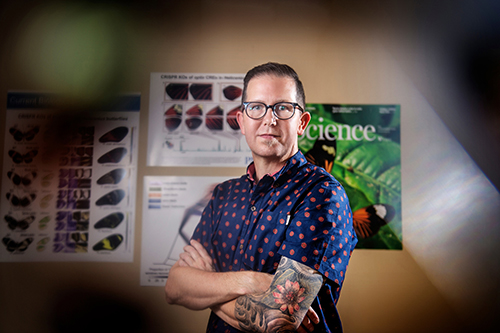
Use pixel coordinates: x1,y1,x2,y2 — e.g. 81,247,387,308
263,106,277,126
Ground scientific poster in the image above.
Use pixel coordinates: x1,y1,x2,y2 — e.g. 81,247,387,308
147,73,252,167
140,176,227,286
0,92,140,262
299,104,402,250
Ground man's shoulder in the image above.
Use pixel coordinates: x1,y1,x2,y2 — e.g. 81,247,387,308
287,151,340,185
295,160,341,187
215,174,249,190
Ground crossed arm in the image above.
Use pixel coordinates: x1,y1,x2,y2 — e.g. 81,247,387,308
165,240,324,333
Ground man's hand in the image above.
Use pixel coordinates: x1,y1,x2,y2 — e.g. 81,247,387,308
234,257,324,333
178,239,215,272
298,307,320,333
180,239,273,294
166,241,274,310
179,240,320,332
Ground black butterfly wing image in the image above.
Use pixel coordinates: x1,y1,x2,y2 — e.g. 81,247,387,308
304,138,337,173
353,204,395,239
8,149,38,164
9,126,39,142
4,215,35,230
2,237,33,252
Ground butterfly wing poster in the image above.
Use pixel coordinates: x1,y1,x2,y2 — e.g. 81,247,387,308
147,73,253,167
1,92,140,262
299,104,402,250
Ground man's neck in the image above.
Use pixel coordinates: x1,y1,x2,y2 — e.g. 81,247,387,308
252,154,293,183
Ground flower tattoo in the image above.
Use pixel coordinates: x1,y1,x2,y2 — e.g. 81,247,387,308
273,279,306,315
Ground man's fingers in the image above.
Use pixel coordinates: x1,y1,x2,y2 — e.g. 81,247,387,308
189,239,214,271
298,307,319,332
306,307,320,324
183,244,198,259
183,244,205,266
298,318,313,333
190,239,212,261
179,252,194,266
297,326,308,333
190,239,204,251
179,240,214,271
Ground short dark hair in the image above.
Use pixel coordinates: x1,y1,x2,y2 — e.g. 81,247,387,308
242,62,305,108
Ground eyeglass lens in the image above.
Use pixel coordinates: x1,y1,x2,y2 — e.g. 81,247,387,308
245,102,296,120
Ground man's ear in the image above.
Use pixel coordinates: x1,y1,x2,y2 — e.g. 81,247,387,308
236,111,246,135
297,112,311,135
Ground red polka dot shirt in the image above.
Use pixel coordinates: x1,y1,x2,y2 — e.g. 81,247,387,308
193,151,357,333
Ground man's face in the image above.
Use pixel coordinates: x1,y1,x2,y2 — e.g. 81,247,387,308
237,74,311,163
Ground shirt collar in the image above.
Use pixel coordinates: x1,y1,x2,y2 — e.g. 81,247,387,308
246,163,257,182
245,150,309,185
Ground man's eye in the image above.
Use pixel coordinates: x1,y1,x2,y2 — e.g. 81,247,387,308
250,105,263,111
276,104,292,112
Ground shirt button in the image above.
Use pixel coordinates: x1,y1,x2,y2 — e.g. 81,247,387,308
251,206,256,211
240,244,244,249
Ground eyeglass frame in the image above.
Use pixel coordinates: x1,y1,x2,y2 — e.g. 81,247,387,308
241,102,304,120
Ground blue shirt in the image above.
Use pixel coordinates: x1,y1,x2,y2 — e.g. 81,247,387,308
192,150,357,333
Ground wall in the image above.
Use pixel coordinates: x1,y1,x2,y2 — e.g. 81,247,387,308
1,1,499,332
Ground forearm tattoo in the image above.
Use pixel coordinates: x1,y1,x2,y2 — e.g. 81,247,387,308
234,257,323,333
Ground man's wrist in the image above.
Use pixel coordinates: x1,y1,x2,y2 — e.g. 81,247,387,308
236,270,273,295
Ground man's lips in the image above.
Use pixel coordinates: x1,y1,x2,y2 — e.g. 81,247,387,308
258,133,279,139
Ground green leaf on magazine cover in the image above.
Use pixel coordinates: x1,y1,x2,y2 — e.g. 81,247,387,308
337,141,400,203
335,139,364,161
356,224,402,249
377,165,401,203
337,182,372,210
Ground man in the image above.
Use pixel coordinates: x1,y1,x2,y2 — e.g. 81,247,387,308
165,62,357,333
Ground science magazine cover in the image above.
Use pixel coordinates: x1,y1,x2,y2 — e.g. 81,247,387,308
299,104,402,250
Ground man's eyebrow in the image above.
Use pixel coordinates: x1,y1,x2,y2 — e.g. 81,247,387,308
246,100,297,104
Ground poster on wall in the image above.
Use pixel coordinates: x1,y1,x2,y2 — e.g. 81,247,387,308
140,176,227,286
299,104,402,250
147,72,252,167
0,92,140,262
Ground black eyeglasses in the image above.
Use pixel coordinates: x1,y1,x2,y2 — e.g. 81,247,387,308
242,102,303,120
